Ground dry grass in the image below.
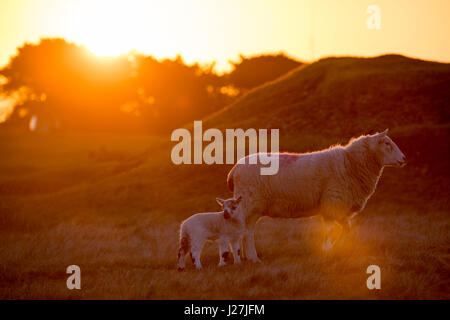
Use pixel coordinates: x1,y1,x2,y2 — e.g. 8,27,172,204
1,204,448,299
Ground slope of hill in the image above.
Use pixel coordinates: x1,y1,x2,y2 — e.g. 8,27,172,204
0,55,449,299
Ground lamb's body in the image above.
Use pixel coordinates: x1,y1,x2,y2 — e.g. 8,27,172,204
227,131,406,261
178,201,244,270
181,212,244,243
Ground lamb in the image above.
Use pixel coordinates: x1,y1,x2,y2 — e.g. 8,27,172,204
177,196,244,270
227,129,406,262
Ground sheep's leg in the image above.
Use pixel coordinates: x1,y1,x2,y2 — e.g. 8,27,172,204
322,220,343,251
243,220,261,263
238,201,261,262
319,202,350,252
321,219,333,251
331,221,344,249
346,212,359,231
240,236,247,260
230,239,241,264
218,238,231,267
332,212,357,245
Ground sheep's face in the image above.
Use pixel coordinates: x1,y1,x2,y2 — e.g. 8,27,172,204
216,196,242,220
370,129,406,167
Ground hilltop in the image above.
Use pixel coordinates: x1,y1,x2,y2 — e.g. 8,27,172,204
204,54,449,137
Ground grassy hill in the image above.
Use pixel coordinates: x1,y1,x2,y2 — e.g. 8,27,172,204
205,54,449,134
0,55,449,299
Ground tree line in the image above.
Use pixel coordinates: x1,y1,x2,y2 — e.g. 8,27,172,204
0,38,301,132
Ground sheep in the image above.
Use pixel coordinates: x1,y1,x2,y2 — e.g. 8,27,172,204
227,129,406,262
177,196,244,270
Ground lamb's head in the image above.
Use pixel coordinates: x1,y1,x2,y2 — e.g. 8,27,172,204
368,129,406,167
216,196,242,220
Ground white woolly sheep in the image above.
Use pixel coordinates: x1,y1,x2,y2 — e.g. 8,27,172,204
227,129,406,262
177,196,244,270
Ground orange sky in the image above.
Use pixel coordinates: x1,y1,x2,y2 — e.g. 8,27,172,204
0,0,449,73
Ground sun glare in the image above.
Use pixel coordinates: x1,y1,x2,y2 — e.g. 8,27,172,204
57,0,241,71
64,1,169,57
66,1,138,57
86,39,129,57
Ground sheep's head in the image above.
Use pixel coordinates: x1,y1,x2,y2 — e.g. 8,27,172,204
368,129,406,167
216,196,242,219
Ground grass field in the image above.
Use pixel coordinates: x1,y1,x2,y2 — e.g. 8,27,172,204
0,129,448,299
0,55,449,299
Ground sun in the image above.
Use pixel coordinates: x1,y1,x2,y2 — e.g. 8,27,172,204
60,0,223,67
65,0,156,57
84,35,131,57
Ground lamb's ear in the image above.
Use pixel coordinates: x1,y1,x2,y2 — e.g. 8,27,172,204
373,129,388,141
216,198,224,206
236,195,242,203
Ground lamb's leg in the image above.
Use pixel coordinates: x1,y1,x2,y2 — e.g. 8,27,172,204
177,247,187,271
190,238,203,269
218,238,231,267
177,232,190,271
230,239,241,264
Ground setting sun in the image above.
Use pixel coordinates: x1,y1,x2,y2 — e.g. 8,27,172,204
64,1,165,57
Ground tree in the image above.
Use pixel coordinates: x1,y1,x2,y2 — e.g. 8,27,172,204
0,38,137,131
0,38,231,132
227,53,302,91
132,54,230,132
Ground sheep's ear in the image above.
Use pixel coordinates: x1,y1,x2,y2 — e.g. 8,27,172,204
236,196,242,203
381,128,389,136
216,198,224,206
